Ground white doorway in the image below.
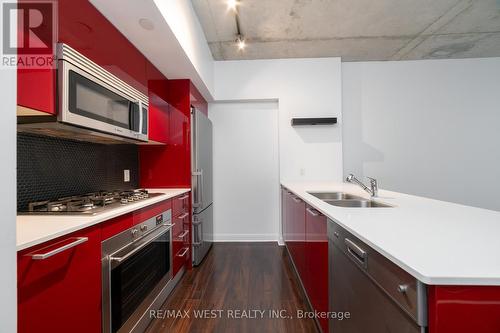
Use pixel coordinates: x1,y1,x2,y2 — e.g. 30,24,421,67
209,101,280,242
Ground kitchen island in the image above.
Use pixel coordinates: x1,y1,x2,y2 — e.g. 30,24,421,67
281,181,500,333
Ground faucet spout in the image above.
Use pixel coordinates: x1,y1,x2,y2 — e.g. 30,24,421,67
345,173,378,197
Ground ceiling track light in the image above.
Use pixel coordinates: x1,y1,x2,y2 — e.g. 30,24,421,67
227,0,240,12
230,1,246,52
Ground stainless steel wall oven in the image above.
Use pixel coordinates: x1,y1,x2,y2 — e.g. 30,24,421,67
102,209,173,333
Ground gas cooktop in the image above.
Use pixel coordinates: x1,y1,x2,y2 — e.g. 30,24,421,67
20,189,163,215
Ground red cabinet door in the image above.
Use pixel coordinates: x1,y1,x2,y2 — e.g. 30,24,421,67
17,68,56,114
17,0,56,114
428,286,500,333
305,205,329,332
18,226,102,333
148,90,170,144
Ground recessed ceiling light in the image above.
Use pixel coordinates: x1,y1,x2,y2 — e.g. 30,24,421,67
138,18,154,31
227,0,239,12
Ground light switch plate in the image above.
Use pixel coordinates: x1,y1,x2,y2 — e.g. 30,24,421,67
124,169,130,182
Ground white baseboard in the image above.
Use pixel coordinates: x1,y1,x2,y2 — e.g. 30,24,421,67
212,233,279,242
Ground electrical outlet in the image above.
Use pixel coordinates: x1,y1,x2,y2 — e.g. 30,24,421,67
124,169,130,182
300,168,305,176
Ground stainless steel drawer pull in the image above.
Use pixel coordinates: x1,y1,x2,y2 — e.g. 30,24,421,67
397,284,409,293
306,207,320,217
178,212,189,220
178,230,189,239
30,237,88,260
178,194,189,201
176,247,189,257
345,238,368,268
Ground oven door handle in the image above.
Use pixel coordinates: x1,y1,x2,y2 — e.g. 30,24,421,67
109,224,173,264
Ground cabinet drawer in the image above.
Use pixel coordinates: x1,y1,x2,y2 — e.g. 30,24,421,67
173,240,190,276
18,226,102,333
172,211,190,237
172,193,190,217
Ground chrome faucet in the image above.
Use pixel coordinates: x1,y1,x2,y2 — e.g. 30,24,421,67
346,174,378,197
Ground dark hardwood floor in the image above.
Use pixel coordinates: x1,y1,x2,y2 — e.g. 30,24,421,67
146,242,318,333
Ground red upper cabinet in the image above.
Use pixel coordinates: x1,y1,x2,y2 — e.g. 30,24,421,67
148,90,171,144
146,64,170,144
17,68,56,114
16,0,56,114
305,205,329,333
140,80,198,188
18,225,102,333
58,0,147,94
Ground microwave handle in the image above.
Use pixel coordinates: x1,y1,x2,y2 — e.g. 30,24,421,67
138,101,144,134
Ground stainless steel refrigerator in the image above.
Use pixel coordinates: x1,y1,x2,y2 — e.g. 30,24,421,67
191,106,213,266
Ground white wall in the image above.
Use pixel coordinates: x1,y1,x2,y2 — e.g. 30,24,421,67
342,57,500,211
0,39,17,333
210,102,280,241
214,58,343,182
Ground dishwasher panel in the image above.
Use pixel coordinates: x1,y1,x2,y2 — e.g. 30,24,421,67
328,221,427,333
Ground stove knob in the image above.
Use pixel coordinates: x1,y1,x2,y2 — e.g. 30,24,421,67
131,228,139,237
140,225,148,232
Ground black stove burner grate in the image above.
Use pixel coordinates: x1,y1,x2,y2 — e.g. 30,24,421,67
26,189,150,213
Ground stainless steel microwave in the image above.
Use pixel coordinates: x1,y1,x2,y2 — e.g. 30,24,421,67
57,43,148,142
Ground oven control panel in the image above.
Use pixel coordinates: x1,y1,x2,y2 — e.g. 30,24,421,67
101,209,172,257
155,214,163,226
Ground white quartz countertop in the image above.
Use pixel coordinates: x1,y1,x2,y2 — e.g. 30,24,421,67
281,181,500,286
17,188,190,251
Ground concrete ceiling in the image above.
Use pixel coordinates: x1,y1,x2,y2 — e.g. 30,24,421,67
191,0,500,61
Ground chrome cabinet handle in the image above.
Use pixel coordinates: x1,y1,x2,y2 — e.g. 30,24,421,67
176,247,189,257
178,212,189,220
345,238,368,268
177,230,189,239
306,207,320,217
398,284,409,293
30,237,88,260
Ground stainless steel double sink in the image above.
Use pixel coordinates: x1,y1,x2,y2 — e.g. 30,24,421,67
308,192,393,208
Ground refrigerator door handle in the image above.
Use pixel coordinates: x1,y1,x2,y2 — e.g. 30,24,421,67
192,169,204,209
192,215,203,247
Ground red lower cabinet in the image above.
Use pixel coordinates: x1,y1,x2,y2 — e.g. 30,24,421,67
18,225,102,333
172,193,191,276
428,285,500,333
305,205,329,333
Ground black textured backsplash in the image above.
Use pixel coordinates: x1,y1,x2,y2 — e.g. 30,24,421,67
17,133,139,211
